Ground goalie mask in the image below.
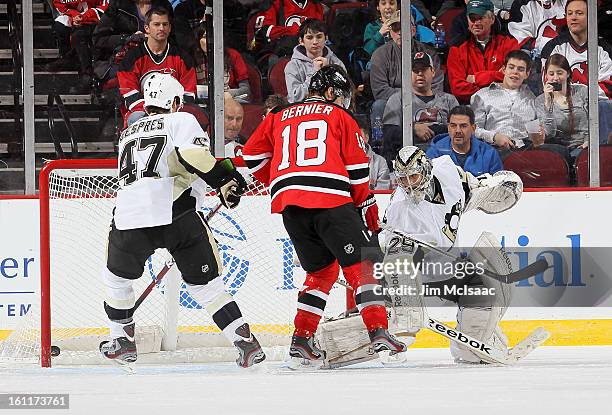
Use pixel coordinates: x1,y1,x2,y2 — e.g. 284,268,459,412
309,64,353,109
393,146,433,203
143,73,184,111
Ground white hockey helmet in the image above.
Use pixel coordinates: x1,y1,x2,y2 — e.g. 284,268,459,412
393,146,433,202
143,72,184,112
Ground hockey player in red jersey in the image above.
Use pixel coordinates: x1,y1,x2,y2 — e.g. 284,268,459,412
243,65,406,367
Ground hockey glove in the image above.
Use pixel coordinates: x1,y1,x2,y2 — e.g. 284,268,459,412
217,169,247,209
357,194,380,232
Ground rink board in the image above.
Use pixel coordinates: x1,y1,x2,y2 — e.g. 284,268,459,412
0,190,611,347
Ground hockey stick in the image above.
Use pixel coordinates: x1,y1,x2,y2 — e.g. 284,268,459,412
382,226,549,284
335,279,549,365
50,203,224,358
133,202,223,310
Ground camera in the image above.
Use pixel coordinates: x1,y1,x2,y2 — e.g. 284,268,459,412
550,81,562,91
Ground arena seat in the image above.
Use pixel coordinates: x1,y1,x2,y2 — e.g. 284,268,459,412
436,7,464,44
240,103,264,139
575,145,612,187
268,57,290,98
245,61,263,103
503,149,571,188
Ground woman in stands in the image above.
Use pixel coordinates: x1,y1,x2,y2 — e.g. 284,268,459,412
535,53,589,160
193,26,252,103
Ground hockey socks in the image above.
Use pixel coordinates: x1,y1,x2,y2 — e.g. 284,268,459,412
343,261,388,331
185,277,250,343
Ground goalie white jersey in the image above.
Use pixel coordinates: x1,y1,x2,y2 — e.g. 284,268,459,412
114,112,209,230
382,155,470,250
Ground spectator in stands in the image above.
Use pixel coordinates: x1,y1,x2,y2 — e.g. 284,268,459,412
426,105,503,175
370,10,443,128
471,50,540,150
251,0,324,66
381,51,459,165
263,94,288,117
447,0,518,104
356,119,391,190
446,0,512,47
541,0,612,99
46,0,110,92
193,26,252,103
224,96,245,157
364,1,434,57
508,0,567,56
284,19,346,103
92,0,172,84
117,7,203,126
173,0,205,54
535,53,588,159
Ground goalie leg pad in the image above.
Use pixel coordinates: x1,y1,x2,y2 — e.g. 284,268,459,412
343,261,388,331
186,276,247,343
294,261,339,337
317,312,378,368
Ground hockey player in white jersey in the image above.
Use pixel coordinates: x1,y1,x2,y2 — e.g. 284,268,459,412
381,145,523,363
99,73,266,368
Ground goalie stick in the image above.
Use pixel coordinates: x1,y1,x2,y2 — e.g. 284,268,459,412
49,203,223,358
335,280,550,365
382,226,549,284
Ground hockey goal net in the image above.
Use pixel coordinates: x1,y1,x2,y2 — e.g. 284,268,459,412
0,159,347,367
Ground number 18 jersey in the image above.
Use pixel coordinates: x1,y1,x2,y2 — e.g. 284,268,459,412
242,97,371,213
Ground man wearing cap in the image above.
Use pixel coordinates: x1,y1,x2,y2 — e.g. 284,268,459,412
370,10,443,129
447,0,519,104
381,51,459,167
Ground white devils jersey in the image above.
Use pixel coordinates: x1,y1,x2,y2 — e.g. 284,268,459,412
382,156,469,251
114,112,209,230
507,0,567,53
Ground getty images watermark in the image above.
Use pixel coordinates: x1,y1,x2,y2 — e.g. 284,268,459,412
372,257,497,297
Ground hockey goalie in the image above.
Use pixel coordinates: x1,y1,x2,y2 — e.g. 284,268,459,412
317,145,524,367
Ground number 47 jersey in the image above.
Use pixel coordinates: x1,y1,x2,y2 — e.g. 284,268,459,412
115,112,208,230
242,97,371,213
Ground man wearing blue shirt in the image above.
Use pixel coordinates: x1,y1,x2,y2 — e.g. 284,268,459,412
426,105,502,176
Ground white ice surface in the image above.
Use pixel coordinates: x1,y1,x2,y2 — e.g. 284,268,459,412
1,346,611,415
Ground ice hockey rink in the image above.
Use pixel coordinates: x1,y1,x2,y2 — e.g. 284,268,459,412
2,346,611,415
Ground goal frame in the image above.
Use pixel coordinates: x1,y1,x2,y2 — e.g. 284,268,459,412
39,158,117,367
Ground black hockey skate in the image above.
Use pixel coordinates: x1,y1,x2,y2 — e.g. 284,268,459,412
99,323,137,365
368,328,407,355
289,335,326,361
233,324,266,368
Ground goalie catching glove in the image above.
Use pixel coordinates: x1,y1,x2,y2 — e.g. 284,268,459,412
357,193,380,232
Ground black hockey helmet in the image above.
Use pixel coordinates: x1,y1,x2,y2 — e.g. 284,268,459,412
308,64,353,108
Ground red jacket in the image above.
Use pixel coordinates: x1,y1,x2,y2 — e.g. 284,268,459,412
243,97,370,213
254,0,324,43
447,34,519,104
53,0,109,25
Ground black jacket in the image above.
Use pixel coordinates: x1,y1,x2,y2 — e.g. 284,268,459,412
92,0,172,60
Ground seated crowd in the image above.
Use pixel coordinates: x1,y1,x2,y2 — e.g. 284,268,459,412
44,0,612,188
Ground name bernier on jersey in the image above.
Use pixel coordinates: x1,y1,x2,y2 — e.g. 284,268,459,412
280,103,334,121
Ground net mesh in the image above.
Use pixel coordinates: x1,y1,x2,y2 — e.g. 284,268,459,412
0,163,346,365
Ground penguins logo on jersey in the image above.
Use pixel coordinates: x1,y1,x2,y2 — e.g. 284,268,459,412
442,200,463,243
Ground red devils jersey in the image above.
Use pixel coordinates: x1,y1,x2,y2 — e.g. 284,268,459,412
243,97,370,213
541,30,612,99
117,42,197,113
254,0,324,42
53,0,109,24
